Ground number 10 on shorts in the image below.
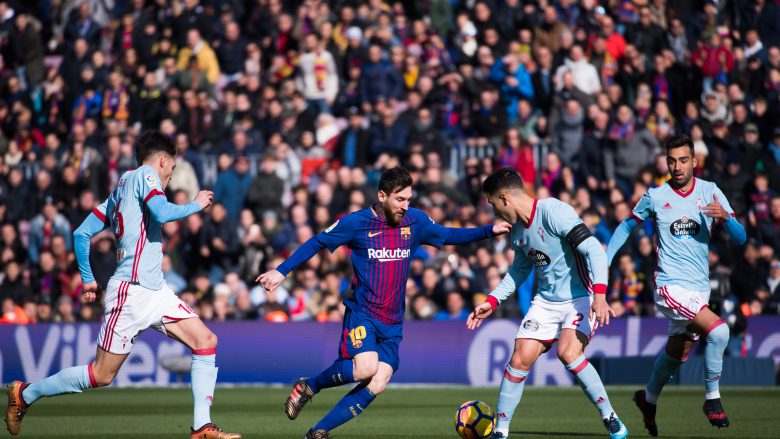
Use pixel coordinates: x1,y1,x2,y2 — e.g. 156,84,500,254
349,326,366,349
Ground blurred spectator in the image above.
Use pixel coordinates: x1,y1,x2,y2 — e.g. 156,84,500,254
28,198,72,265
296,33,339,114
213,153,252,223
246,154,284,221
432,292,470,320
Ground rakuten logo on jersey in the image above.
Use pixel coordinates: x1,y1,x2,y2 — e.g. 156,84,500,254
368,248,411,262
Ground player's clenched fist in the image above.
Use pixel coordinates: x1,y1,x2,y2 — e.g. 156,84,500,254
81,282,98,303
256,269,285,291
194,190,214,210
467,301,494,330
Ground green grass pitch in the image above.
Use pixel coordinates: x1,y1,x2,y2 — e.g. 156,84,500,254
7,386,780,438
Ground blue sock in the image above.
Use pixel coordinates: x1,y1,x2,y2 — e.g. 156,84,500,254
308,359,355,394
646,351,683,404
704,321,729,400
313,384,376,432
191,353,218,430
566,355,615,419
22,364,94,406
495,364,528,436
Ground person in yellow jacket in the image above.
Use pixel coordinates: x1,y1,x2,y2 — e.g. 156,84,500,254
177,28,220,84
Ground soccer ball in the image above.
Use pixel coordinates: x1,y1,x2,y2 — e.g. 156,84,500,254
454,400,495,439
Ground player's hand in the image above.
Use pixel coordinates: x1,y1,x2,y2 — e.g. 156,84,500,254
590,295,615,326
256,269,285,291
467,302,494,330
194,190,214,210
702,194,729,221
492,221,512,235
82,282,99,303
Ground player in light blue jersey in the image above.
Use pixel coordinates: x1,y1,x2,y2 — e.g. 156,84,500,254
606,134,746,436
468,168,627,439
5,132,241,439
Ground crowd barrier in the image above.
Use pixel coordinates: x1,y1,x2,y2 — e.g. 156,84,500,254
1,317,777,386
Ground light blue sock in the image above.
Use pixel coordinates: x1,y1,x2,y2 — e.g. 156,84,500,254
704,321,729,400
22,364,94,406
309,359,355,393
566,355,615,419
313,384,376,432
495,364,529,436
646,351,683,404
191,352,218,430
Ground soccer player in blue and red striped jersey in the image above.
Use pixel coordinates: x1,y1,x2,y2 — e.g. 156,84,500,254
607,134,746,436
256,167,510,439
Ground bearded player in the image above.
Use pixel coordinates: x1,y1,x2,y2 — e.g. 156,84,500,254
607,134,746,436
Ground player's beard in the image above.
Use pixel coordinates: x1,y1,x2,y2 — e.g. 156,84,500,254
671,168,693,189
382,203,406,226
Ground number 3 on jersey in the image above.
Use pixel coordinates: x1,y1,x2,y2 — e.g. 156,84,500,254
348,326,366,349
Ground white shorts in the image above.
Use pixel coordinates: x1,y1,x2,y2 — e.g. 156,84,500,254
516,296,597,346
97,278,197,354
655,284,709,339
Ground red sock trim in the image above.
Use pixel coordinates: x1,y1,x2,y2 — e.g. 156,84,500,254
704,319,726,336
503,369,527,383
193,348,216,356
87,364,98,388
569,358,590,375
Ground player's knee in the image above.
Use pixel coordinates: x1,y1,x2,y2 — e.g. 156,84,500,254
509,352,534,371
353,361,378,381
706,321,729,345
195,330,218,350
556,346,583,365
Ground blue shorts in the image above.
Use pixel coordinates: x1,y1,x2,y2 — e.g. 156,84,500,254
337,307,403,371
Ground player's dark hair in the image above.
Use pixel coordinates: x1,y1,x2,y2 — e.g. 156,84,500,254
664,134,694,156
136,130,176,165
482,167,525,196
378,167,413,194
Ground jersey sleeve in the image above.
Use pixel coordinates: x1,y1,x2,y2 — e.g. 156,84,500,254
418,212,450,248
547,201,585,238
488,244,534,307
74,197,113,285
631,191,653,223
314,214,355,252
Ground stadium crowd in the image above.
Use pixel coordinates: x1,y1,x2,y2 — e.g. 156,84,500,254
0,0,779,346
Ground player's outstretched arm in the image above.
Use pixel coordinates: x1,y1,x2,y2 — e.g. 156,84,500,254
256,237,328,290
432,221,512,246
145,190,212,223
74,210,110,303
607,192,652,265
467,252,533,330
605,217,639,266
